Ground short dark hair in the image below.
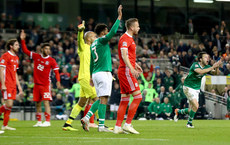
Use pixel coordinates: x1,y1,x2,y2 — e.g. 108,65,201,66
41,43,50,49
197,51,208,62
125,18,138,30
5,39,18,50
94,23,108,35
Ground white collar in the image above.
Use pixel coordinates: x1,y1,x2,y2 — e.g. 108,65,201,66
125,32,133,38
8,51,16,56
198,62,204,69
41,54,49,59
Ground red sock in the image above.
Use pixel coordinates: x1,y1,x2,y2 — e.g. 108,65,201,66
3,107,12,126
126,93,142,124
44,112,50,122
88,103,95,123
115,96,130,127
84,104,89,117
36,113,42,121
0,105,6,113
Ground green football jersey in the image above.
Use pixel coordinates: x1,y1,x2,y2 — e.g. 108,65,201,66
90,19,120,74
184,62,211,90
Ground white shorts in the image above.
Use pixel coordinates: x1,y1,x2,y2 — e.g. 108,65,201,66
183,86,199,102
92,72,113,97
110,104,119,112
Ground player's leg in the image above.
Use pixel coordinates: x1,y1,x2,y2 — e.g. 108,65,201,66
2,99,15,130
123,90,142,134
33,84,43,127
33,101,43,127
63,96,87,131
42,100,51,127
187,99,198,128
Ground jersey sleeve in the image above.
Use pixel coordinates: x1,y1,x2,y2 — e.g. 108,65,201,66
77,30,85,52
21,40,32,58
120,39,131,50
52,59,59,70
99,19,120,44
192,63,200,71
0,54,8,68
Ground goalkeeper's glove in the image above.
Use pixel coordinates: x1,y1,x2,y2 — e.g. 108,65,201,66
78,20,85,31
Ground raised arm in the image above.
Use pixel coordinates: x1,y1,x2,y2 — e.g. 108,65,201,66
77,21,86,52
194,60,221,75
20,30,32,57
100,5,122,44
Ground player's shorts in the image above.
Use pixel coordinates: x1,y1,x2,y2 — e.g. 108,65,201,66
79,79,97,99
92,72,112,97
110,104,119,112
183,86,199,102
2,88,17,100
118,67,140,94
33,84,52,102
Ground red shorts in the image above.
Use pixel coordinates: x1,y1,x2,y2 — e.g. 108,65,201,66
118,67,140,94
2,88,17,100
33,84,52,102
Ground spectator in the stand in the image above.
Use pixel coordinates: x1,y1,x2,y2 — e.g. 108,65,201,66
167,86,180,110
174,77,187,109
60,67,71,88
213,34,222,53
225,33,230,46
159,86,167,103
143,83,158,106
171,66,182,88
109,82,121,120
185,49,194,67
172,50,180,67
64,89,74,110
52,93,65,115
177,41,187,53
68,79,80,102
212,46,221,61
154,78,162,94
206,40,214,57
163,69,174,91
161,97,172,120
188,19,194,35
140,71,155,89
224,63,230,75
147,97,162,120
155,67,163,81
66,23,75,31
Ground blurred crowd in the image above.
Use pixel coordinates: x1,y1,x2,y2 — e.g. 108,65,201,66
1,13,230,120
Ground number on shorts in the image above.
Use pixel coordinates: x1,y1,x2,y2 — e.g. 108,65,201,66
43,92,51,99
92,46,98,62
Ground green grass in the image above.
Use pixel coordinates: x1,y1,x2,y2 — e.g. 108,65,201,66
0,120,230,145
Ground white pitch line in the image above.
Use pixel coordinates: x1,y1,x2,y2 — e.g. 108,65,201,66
0,136,169,141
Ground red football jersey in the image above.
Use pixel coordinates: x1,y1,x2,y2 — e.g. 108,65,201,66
118,32,136,69
0,51,19,89
32,53,59,85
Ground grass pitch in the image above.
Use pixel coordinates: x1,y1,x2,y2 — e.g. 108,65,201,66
0,120,229,145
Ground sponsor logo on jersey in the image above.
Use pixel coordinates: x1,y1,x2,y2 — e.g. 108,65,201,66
45,61,49,65
122,42,127,47
8,93,11,97
135,83,138,87
0,59,5,63
195,64,199,68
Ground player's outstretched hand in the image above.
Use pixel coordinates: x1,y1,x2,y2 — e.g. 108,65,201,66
78,20,85,31
117,5,122,20
20,30,26,40
213,60,222,68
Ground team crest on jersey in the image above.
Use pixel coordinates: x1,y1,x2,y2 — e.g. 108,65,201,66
195,64,199,67
135,83,138,87
0,59,4,63
45,61,49,65
122,42,127,47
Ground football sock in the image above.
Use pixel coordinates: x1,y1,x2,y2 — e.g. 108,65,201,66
178,108,189,115
65,104,82,125
36,113,42,121
85,100,99,120
98,103,106,128
126,93,142,124
115,96,130,127
3,107,11,126
188,110,196,124
88,103,95,123
44,112,50,122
